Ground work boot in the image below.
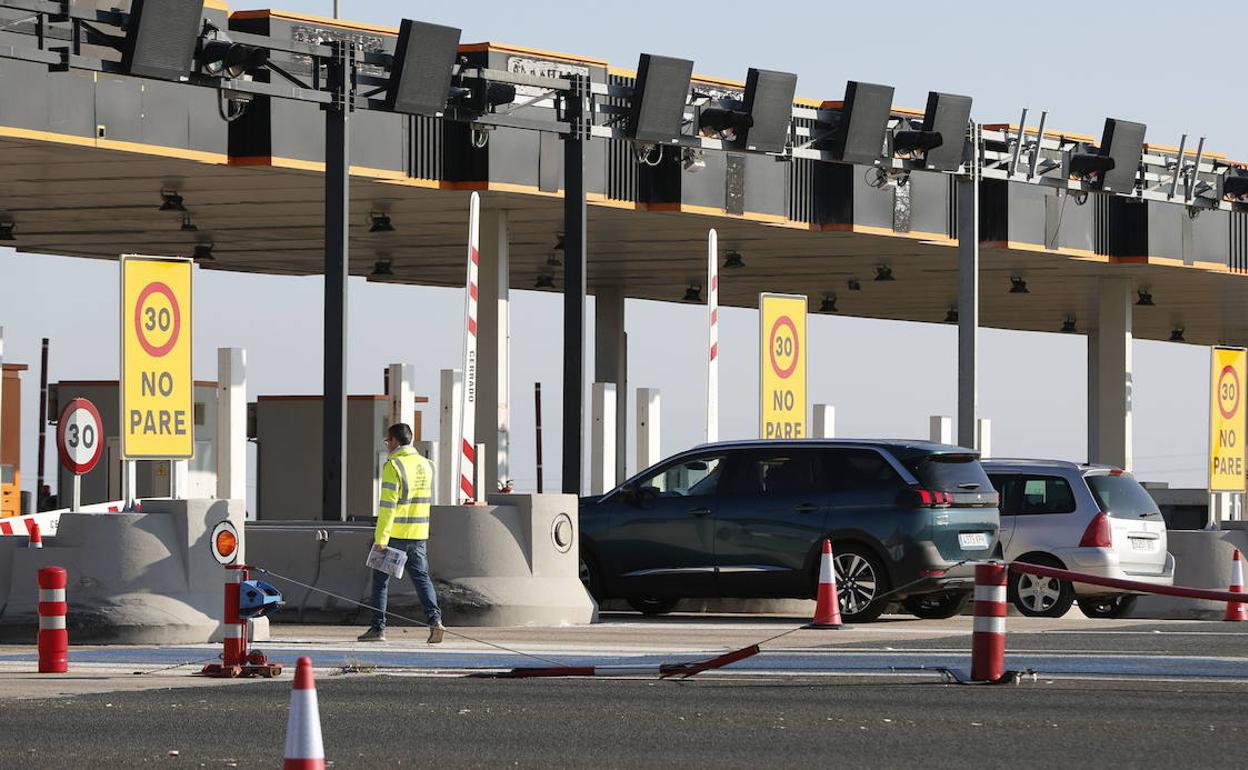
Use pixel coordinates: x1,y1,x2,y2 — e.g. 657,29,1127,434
427,625,445,644
357,627,386,642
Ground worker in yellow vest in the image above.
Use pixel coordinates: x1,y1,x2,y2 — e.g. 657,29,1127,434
358,423,444,643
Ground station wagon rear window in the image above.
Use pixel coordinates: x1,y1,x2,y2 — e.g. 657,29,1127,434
1086,474,1163,520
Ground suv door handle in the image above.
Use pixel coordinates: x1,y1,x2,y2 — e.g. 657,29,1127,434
795,504,819,514
689,507,712,517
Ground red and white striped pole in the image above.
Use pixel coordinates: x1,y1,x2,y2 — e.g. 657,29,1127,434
706,228,719,444
222,565,248,668
457,191,481,504
971,562,1007,682
37,566,68,673
28,520,42,549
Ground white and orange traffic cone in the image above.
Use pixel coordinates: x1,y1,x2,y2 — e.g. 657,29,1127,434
1225,549,1247,622
809,539,844,628
28,521,42,549
284,656,325,770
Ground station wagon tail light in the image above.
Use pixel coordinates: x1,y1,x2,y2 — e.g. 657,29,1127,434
1078,512,1113,548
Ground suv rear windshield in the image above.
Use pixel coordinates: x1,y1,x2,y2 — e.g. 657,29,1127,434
907,453,993,492
1086,474,1163,520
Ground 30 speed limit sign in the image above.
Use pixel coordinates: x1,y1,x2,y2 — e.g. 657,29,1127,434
57,397,104,475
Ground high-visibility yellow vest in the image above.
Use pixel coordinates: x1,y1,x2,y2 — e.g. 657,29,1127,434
375,446,433,545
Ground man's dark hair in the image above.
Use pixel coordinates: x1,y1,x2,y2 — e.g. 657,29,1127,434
387,423,413,445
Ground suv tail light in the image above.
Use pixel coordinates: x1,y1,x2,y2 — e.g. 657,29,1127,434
1078,512,1113,548
906,488,952,508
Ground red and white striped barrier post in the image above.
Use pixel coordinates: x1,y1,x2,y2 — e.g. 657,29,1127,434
37,566,68,673
1226,549,1247,622
284,656,326,769
971,562,1007,682
28,521,42,549
457,191,480,504
223,564,247,669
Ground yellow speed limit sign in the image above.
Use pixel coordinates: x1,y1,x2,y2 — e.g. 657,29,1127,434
759,293,807,439
121,255,193,459
1209,346,1247,491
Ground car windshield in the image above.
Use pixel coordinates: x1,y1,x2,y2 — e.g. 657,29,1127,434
907,453,992,491
1086,474,1163,520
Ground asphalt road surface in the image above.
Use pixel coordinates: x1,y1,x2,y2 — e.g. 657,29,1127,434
2,673,1245,768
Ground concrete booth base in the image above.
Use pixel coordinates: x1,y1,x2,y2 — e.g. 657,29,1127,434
1134,528,1248,619
246,493,597,628
0,499,251,644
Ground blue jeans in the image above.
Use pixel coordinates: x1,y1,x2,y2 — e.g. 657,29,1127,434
370,538,441,630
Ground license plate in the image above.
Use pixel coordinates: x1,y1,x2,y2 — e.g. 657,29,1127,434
958,532,990,550
1130,538,1151,551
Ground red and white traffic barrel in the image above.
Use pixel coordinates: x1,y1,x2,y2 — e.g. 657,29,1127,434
971,562,1007,682
37,566,68,673
223,564,248,668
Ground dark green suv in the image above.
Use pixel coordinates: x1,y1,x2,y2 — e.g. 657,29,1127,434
579,439,1000,622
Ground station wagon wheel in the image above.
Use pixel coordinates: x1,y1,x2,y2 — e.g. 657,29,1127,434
1008,557,1075,617
579,554,604,601
625,596,680,616
832,546,889,623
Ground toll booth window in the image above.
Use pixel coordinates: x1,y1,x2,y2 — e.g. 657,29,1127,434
637,456,724,497
194,402,206,426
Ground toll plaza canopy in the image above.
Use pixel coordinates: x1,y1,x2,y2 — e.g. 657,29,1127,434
0,3,1246,347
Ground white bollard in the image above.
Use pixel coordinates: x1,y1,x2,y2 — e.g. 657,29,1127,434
387,363,416,432
976,418,992,458
438,369,462,507
929,415,953,445
812,404,836,439
216,348,247,502
591,383,617,495
636,388,661,473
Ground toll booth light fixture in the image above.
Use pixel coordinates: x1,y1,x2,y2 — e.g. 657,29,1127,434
534,273,555,289
370,258,394,277
723,250,745,269
819,294,838,313
1136,289,1154,306
1061,316,1078,333
1223,174,1248,201
1009,276,1029,294
0,222,13,241
1170,326,1185,342
553,232,565,252
874,265,895,282
682,285,703,303
192,242,214,261
180,214,198,232
944,307,958,324
199,38,269,79
159,190,186,212
847,278,862,291
545,251,562,269
893,128,943,156
369,213,395,233
698,106,754,139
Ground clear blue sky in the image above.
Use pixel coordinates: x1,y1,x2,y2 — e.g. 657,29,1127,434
3,0,1231,504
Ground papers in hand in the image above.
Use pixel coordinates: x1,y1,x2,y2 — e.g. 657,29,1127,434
366,545,407,579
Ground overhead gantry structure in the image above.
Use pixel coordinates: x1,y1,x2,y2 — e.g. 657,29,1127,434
2,1,1246,515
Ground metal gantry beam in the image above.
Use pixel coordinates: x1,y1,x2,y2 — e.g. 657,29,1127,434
321,42,352,521
562,77,588,495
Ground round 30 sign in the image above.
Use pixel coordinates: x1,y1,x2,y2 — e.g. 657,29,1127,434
57,397,104,475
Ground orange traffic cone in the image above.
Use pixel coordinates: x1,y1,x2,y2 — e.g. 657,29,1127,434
284,657,326,769
1225,549,1247,622
809,539,844,628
